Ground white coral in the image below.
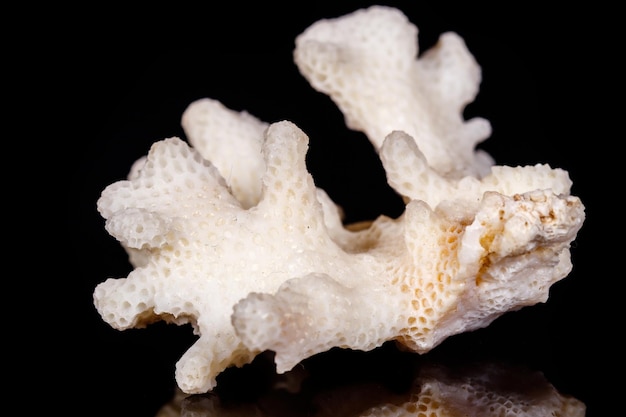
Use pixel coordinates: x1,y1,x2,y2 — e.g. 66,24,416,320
93,6,585,394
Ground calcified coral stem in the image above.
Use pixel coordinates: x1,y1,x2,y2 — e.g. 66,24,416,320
93,5,585,394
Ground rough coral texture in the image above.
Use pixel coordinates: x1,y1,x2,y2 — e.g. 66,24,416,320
94,5,585,394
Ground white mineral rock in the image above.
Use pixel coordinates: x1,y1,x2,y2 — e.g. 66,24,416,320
94,5,585,394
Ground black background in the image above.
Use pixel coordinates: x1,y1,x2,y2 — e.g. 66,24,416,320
55,2,609,416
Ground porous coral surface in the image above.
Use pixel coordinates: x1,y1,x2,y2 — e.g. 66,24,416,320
94,6,585,394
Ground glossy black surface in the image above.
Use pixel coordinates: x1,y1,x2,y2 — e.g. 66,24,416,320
61,2,606,416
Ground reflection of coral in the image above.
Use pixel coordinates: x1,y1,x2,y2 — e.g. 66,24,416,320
155,353,586,417
93,5,585,394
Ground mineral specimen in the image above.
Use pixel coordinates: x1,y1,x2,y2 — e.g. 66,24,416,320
94,5,585,394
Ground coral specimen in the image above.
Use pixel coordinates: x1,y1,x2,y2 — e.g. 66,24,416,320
93,5,585,394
